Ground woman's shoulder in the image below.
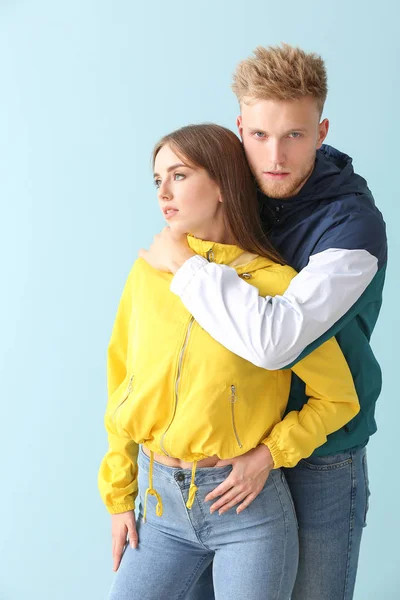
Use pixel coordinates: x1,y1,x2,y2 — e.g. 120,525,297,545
250,262,298,297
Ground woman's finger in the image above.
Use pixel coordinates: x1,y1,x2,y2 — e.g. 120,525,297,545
236,491,258,514
112,535,127,572
128,521,138,549
205,472,237,503
209,485,246,514
216,490,249,515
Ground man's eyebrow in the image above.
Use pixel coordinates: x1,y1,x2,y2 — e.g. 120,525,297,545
248,127,308,134
153,163,191,178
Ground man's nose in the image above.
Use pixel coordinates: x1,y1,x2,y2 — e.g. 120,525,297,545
268,140,285,165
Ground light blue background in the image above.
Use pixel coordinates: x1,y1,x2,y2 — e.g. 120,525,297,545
1,1,398,598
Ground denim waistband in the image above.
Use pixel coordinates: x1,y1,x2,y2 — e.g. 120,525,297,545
138,445,232,487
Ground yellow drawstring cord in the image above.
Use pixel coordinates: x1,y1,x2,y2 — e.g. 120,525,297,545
143,450,163,522
186,460,198,509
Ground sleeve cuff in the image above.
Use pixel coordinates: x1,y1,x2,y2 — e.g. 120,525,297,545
262,437,284,470
106,500,136,515
170,255,209,296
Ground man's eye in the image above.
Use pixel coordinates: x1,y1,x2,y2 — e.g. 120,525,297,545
254,132,266,139
154,179,161,188
289,132,302,138
174,173,185,181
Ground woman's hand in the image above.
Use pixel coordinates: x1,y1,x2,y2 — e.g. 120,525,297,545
139,227,195,274
111,510,138,571
204,445,274,515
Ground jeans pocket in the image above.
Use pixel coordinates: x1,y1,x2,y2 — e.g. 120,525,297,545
278,470,299,529
362,452,371,527
299,452,352,471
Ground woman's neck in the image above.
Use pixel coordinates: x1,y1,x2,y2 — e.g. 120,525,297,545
189,225,236,245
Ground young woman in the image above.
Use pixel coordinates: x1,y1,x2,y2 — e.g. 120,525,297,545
98,124,359,600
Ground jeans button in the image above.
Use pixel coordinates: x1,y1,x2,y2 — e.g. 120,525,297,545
176,472,185,482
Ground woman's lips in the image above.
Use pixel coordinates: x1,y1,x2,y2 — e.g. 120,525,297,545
164,209,179,220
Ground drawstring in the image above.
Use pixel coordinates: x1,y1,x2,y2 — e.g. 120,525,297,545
143,452,198,517
143,451,163,522
186,460,198,509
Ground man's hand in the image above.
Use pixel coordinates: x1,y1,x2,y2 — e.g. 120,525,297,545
111,510,138,571
205,445,274,515
139,227,195,274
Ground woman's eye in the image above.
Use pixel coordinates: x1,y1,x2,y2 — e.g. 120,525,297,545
154,179,161,188
174,173,185,181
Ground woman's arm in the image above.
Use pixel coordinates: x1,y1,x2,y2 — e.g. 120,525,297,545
261,336,360,468
98,264,140,569
204,337,360,515
98,263,139,513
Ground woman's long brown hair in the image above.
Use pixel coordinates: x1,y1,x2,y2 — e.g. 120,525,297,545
153,123,285,264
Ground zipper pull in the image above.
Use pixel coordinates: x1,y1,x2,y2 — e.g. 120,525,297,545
230,385,237,403
127,374,134,394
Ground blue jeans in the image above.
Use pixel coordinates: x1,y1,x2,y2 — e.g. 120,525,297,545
109,447,299,600
188,446,370,600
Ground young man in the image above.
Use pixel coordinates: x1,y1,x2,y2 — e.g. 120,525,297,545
139,44,387,599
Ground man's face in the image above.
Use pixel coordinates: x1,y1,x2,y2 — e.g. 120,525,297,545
237,96,329,199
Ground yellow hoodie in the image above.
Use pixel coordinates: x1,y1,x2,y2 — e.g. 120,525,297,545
98,235,359,516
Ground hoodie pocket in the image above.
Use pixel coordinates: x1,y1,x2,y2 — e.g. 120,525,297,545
230,385,243,449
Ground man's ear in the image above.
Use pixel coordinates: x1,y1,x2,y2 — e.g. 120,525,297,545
317,118,329,148
237,115,243,140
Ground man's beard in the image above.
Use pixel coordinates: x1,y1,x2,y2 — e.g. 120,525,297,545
256,163,314,199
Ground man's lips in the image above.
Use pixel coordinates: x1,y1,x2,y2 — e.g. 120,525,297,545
263,171,290,180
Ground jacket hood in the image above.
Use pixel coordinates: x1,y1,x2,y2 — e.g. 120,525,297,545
263,144,372,210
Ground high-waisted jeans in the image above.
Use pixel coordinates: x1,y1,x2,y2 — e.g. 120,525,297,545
109,447,299,600
187,446,371,600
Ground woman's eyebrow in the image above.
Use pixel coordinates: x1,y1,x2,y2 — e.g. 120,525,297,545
153,163,191,178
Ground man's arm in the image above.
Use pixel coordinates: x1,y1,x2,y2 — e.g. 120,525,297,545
170,247,380,370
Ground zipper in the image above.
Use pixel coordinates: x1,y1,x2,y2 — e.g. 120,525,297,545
160,317,195,456
111,374,134,426
230,385,243,448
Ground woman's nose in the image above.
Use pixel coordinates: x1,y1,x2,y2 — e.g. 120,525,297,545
158,181,172,200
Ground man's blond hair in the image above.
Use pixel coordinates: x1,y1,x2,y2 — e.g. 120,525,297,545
232,43,328,115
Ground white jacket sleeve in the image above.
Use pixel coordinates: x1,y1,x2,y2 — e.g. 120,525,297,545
170,248,378,370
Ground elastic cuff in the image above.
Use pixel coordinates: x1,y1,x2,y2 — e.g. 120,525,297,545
262,437,284,469
106,502,135,515
170,255,208,296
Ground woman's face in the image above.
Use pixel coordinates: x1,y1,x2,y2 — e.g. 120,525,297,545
154,144,225,239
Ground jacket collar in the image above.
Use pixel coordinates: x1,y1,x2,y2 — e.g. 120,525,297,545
187,234,247,265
